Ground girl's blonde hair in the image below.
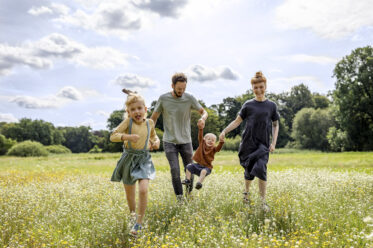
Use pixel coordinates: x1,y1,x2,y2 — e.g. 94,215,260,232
122,88,146,119
251,71,267,85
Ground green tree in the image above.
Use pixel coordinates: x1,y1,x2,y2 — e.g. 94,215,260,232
332,46,373,150
1,118,63,145
291,108,334,150
280,84,315,129
0,134,16,155
107,110,125,131
62,126,94,153
313,93,330,109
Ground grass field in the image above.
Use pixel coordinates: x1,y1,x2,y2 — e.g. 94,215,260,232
1,151,373,247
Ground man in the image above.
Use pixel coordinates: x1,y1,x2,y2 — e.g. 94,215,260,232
151,72,208,201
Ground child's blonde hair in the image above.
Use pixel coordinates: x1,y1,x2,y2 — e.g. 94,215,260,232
122,88,146,118
204,133,217,140
251,71,267,86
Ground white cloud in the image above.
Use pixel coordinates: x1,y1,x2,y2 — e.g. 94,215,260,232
0,33,131,75
275,0,373,39
96,110,110,117
57,86,82,100
0,113,18,123
55,2,144,38
11,96,61,109
0,44,52,75
133,0,189,17
113,73,155,90
28,3,70,16
281,54,339,65
11,86,84,109
28,6,53,16
185,64,240,82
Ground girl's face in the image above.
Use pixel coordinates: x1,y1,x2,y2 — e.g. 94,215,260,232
252,82,266,98
127,100,147,124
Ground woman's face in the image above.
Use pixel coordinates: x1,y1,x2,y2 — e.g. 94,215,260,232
252,82,266,98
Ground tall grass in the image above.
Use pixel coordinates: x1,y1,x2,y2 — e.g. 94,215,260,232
1,151,372,247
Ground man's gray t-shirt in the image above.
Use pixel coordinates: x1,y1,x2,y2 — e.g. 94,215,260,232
154,92,202,144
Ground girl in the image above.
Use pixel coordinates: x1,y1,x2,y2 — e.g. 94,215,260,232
110,89,160,236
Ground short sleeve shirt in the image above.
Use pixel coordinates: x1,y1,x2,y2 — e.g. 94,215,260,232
154,92,202,144
238,99,280,152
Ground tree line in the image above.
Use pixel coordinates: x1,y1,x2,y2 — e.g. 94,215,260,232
1,46,372,154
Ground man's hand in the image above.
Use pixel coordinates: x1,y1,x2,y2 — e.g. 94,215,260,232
269,143,275,152
197,118,205,129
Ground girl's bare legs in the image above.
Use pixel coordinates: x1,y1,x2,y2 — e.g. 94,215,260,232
137,179,149,225
124,184,136,213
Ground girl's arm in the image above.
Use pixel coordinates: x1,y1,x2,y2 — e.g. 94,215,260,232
149,120,160,150
110,119,139,143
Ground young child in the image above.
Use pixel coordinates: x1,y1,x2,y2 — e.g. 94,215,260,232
182,126,224,190
110,89,160,237
219,71,279,212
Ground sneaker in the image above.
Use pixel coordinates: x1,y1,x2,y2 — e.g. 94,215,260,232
129,223,142,237
262,202,271,212
195,182,202,190
242,192,250,204
181,179,191,185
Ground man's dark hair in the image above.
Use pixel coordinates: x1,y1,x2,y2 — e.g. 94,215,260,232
172,73,187,85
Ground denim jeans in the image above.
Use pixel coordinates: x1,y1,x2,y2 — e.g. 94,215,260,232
163,142,194,196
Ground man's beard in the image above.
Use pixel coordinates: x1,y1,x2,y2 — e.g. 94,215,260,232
174,89,182,98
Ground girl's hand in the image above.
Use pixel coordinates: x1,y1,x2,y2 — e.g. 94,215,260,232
130,134,140,143
149,140,160,150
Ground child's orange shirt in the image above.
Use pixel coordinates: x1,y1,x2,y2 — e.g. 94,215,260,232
192,128,224,169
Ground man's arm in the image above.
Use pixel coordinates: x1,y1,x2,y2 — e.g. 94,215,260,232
219,115,243,140
197,108,208,129
150,111,160,126
270,120,279,152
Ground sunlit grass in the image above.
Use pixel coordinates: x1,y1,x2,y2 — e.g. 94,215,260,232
1,151,372,247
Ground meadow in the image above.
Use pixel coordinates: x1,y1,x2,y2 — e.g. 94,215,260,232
1,150,372,248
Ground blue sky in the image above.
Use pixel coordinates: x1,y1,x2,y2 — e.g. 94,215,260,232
0,0,372,130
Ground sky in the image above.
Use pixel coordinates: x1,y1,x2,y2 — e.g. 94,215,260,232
0,0,372,130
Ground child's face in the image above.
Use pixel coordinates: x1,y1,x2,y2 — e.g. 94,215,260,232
252,82,266,98
127,100,147,124
204,135,216,148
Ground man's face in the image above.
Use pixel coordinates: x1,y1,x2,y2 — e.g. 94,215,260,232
172,81,186,98
252,82,266,98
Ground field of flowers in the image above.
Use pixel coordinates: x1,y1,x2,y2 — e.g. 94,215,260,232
1,151,372,248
